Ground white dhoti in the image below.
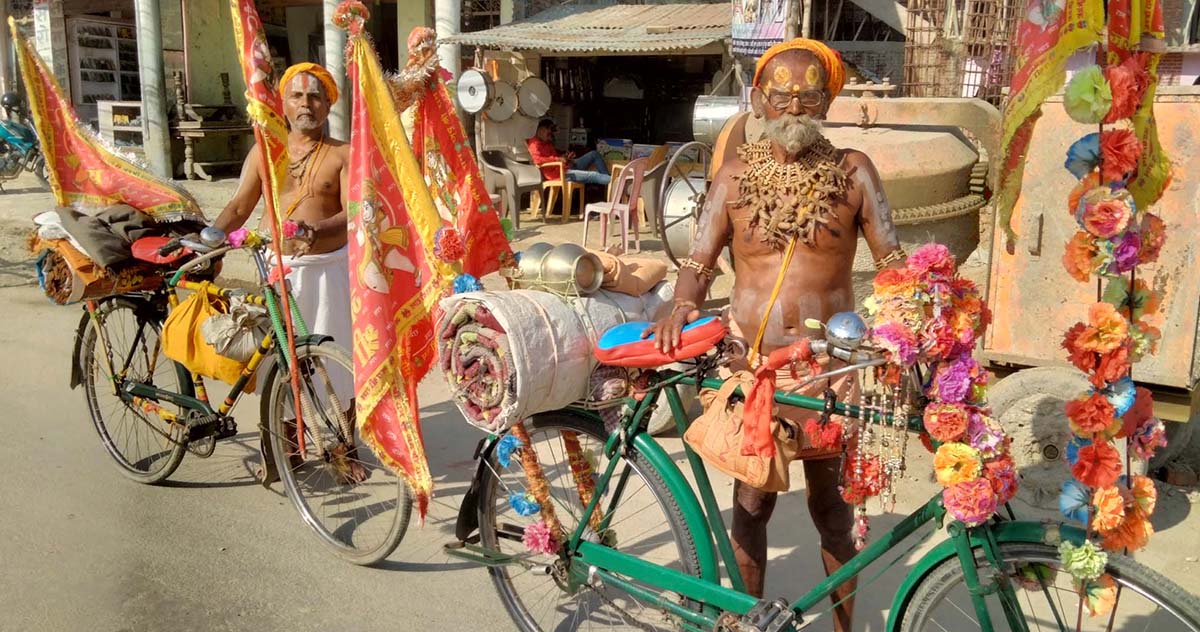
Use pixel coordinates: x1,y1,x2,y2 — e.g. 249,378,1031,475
272,246,354,406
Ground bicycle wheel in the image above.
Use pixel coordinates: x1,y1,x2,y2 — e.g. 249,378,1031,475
479,411,702,632
263,341,412,566
81,297,188,484
900,541,1200,631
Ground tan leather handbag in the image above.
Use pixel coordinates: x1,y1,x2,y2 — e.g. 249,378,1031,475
684,371,797,493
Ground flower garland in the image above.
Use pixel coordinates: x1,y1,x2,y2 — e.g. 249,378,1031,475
1057,55,1169,617
868,243,1016,527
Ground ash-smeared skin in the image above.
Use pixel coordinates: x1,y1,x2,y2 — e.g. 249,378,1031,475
645,52,901,355
214,71,351,256
640,48,903,632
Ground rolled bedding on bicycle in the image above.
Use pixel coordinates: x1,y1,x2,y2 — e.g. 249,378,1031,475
437,284,673,433
31,236,163,305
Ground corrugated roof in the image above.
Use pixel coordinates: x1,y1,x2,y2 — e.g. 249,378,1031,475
441,2,731,54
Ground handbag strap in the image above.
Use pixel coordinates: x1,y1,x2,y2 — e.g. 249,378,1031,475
713,370,752,403
748,236,799,364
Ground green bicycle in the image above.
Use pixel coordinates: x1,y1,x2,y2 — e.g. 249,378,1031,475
448,316,1200,631
71,226,410,565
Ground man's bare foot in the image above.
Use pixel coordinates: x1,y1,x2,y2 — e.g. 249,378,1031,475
329,443,369,485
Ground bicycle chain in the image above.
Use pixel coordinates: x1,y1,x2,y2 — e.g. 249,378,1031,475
581,574,679,632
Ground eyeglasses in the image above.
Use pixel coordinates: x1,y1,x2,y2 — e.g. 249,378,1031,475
765,89,825,110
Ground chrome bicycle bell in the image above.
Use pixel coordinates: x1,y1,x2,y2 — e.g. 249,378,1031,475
826,311,868,350
200,226,227,248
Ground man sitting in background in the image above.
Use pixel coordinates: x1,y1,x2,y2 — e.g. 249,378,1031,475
526,119,611,187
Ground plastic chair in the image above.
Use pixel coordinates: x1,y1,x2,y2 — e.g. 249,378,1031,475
582,157,648,253
639,158,668,238
536,160,585,221
480,150,540,230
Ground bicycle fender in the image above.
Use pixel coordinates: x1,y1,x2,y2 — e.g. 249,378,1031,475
884,520,1087,631
630,431,721,586
455,436,495,542
69,308,90,389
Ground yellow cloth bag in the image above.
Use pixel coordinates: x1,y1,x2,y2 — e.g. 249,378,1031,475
162,282,245,385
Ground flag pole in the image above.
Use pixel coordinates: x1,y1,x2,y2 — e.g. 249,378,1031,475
259,133,308,456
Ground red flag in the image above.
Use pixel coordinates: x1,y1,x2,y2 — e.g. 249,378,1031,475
226,0,289,228
339,4,459,516
399,28,514,279
7,18,202,223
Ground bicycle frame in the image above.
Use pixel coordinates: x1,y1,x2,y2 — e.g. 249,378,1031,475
486,367,1089,632
86,244,314,430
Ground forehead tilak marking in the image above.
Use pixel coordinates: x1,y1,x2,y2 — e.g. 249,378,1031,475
289,73,323,95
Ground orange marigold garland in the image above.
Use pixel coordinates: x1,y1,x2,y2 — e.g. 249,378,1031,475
1055,50,1169,611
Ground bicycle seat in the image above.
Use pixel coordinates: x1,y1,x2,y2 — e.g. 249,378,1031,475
131,236,191,265
594,316,727,368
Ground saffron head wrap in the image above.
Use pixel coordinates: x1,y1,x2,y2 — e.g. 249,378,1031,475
753,38,846,100
279,62,339,105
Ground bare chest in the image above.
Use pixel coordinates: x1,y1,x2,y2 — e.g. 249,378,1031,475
727,196,859,258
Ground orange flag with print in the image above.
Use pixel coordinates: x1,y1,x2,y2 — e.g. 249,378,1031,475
995,0,1104,245
340,7,458,517
400,28,514,279
8,18,202,223
227,0,289,233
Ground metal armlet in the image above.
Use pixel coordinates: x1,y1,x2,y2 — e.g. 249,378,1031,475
679,258,715,280
873,248,907,271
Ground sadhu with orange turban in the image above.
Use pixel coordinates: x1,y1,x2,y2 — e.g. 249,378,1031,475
645,37,901,632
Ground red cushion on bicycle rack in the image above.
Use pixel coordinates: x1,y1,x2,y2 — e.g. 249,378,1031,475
131,236,190,264
594,316,727,368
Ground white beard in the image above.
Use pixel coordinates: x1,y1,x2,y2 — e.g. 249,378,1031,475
763,114,823,155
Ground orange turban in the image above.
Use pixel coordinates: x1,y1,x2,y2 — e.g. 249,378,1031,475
278,62,339,104
752,38,846,99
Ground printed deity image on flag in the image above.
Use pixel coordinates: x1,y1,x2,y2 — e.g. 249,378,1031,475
338,2,470,516
393,27,514,279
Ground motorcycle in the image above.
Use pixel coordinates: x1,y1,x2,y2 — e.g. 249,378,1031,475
0,91,49,191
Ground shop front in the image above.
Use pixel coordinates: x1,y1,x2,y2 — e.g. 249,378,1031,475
443,2,733,185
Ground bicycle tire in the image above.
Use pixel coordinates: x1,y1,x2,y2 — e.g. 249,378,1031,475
81,297,188,484
900,541,1200,631
263,340,412,566
479,411,703,632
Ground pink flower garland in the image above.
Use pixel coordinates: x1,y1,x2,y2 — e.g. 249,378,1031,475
868,244,1014,527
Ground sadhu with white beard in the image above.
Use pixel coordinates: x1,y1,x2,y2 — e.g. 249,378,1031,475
647,39,904,631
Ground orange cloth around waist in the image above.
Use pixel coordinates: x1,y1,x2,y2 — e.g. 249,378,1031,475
720,311,860,460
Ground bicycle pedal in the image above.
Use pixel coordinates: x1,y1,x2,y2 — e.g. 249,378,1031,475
719,598,797,632
214,418,238,440
186,414,221,441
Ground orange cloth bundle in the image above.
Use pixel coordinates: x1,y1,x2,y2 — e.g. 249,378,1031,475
587,249,669,297
33,237,161,305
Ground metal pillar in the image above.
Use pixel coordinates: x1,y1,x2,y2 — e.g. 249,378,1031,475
135,0,172,179
322,0,348,140
785,0,801,39
434,0,460,80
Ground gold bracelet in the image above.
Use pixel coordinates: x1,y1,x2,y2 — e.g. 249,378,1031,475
679,258,714,280
873,248,907,270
